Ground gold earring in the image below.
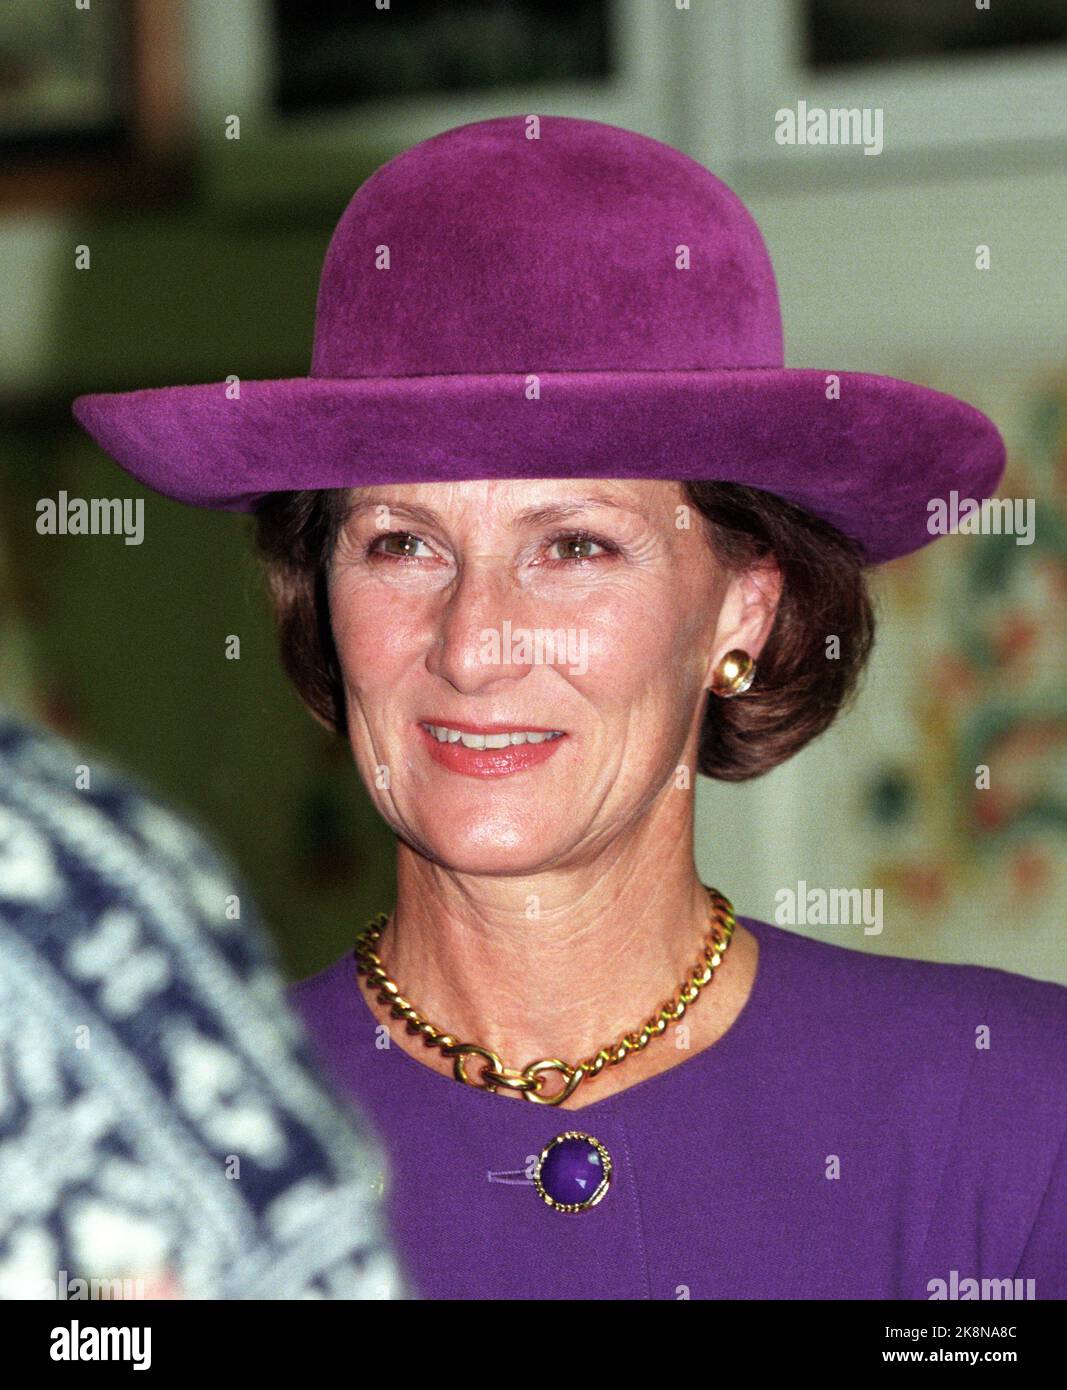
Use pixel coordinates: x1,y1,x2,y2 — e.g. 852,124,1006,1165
710,649,756,697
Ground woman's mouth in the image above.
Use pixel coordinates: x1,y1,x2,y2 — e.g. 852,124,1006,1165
416,720,567,777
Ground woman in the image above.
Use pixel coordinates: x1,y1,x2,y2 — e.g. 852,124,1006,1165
73,114,1066,1301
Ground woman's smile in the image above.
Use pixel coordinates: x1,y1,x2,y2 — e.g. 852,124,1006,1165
416,719,568,778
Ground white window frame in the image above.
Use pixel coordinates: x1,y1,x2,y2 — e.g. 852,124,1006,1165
187,0,684,204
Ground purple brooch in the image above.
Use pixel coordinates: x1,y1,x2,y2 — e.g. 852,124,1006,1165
534,1132,612,1213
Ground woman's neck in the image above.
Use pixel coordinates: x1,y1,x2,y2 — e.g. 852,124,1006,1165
362,812,757,1108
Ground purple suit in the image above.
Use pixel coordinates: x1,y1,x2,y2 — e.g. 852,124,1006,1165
289,915,1067,1300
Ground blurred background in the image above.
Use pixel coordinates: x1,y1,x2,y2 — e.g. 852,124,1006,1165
1,0,1065,982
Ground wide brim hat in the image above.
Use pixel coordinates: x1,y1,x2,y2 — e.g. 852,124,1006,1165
72,114,1005,566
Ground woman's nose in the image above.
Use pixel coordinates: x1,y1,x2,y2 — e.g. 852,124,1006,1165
425,555,538,693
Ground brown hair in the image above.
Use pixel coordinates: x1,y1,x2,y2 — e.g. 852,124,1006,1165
253,483,876,781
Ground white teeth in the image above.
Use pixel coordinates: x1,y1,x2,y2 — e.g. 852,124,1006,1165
423,724,562,749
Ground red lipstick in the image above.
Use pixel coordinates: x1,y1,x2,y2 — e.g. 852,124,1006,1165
416,720,567,778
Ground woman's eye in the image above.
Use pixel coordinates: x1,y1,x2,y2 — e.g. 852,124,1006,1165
370,531,432,559
547,533,610,562
365,529,612,564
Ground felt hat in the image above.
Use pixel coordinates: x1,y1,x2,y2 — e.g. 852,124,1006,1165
72,113,1005,565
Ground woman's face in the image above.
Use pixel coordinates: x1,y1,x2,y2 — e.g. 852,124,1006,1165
327,479,775,875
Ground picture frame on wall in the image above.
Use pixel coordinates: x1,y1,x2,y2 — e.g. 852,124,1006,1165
191,0,682,215
0,0,187,208
271,0,613,116
725,0,1067,177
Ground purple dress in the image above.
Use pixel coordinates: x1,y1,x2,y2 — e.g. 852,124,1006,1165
288,914,1067,1300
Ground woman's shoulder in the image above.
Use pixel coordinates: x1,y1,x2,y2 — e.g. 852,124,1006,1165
287,952,352,1002
743,913,1067,1074
286,951,363,1042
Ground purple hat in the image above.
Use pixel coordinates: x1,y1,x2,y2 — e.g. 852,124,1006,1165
72,113,1004,565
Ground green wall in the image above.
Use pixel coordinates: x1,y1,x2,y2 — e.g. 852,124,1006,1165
1,182,398,980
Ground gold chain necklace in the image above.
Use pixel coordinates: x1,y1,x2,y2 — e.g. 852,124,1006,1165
352,884,737,1106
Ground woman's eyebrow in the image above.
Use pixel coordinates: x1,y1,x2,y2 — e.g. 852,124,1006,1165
342,497,441,529
511,494,652,527
343,490,651,529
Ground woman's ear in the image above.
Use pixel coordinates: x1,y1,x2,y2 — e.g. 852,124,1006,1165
704,556,782,687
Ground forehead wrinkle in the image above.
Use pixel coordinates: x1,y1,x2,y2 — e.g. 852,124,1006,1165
342,496,441,529
341,484,660,530
511,494,656,528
